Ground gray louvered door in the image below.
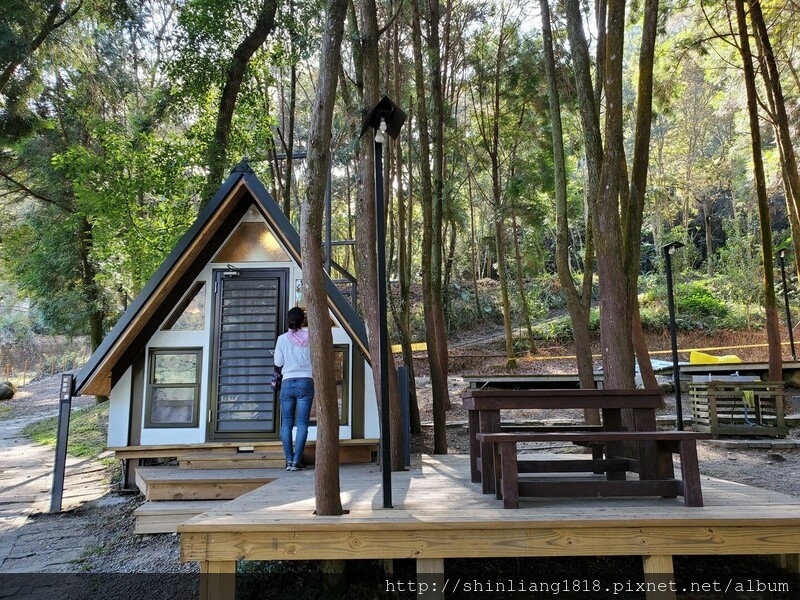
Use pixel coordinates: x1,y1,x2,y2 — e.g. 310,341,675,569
209,268,287,439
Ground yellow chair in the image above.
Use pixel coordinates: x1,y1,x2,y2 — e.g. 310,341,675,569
689,350,742,365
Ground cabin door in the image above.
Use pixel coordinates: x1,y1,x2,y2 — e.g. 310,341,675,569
208,268,288,440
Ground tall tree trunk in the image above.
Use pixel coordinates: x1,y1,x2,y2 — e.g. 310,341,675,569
540,0,598,423
626,0,660,392
356,0,405,470
750,0,800,280
594,0,635,389
427,1,452,418
411,0,448,453
511,207,536,353
302,0,349,517
735,0,782,381
282,62,298,216
390,32,420,434
202,0,278,206
495,214,517,369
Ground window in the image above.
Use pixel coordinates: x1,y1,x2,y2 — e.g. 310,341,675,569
213,221,289,262
162,282,206,331
145,349,202,427
310,345,349,425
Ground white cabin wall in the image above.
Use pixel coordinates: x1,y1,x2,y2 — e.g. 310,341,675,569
362,362,380,439
107,367,132,447
111,206,372,447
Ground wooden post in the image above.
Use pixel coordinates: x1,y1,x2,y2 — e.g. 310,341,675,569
50,374,74,512
200,560,236,600
416,558,444,600
642,554,676,600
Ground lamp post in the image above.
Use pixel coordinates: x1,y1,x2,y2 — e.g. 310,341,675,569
362,96,406,508
778,249,796,361
664,241,685,430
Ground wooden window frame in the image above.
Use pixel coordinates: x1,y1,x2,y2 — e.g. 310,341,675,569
145,348,202,428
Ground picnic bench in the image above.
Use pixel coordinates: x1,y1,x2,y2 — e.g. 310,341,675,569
476,430,709,508
462,388,710,508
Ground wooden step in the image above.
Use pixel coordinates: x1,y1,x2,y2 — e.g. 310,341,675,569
178,451,285,470
134,500,227,534
111,438,379,465
134,466,277,501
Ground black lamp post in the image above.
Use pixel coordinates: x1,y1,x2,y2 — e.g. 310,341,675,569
778,249,796,361
664,241,685,430
362,96,406,509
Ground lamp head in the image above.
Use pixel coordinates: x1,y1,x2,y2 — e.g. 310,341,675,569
663,241,685,255
361,96,407,140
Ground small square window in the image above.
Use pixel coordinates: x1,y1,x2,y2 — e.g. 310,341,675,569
145,349,201,428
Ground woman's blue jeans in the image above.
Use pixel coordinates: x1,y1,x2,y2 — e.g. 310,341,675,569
279,377,314,464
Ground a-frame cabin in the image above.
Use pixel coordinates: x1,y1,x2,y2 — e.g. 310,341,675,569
71,160,379,487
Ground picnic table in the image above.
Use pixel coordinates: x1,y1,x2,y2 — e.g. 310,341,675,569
461,388,709,508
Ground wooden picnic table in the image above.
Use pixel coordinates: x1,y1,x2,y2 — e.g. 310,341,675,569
461,388,709,507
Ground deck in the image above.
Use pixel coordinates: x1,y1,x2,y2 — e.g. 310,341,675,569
179,454,800,599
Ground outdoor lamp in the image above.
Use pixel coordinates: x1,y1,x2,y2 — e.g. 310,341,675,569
664,241,685,430
362,96,406,508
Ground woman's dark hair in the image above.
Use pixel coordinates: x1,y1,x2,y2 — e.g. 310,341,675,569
287,307,306,330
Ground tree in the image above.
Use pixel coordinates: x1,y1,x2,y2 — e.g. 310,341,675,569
346,0,405,470
749,0,800,281
301,0,349,517
0,1,81,93
540,0,598,423
198,0,278,204
465,5,540,370
734,0,782,381
1,2,198,355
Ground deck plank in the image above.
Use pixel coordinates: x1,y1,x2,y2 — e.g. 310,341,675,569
178,454,800,563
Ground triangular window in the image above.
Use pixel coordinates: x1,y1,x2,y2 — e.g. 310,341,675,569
213,222,289,263
162,282,206,331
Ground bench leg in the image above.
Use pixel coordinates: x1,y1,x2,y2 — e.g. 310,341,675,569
468,411,480,483
480,411,500,495
678,440,703,507
498,442,519,509
492,442,503,500
591,444,605,474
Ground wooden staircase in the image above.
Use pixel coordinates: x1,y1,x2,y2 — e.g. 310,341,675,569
125,439,378,534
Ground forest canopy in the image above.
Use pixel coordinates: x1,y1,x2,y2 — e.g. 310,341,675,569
1,0,798,378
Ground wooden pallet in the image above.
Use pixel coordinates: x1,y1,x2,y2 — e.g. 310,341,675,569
689,381,787,437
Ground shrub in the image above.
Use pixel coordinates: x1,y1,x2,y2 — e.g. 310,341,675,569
676,281,728,318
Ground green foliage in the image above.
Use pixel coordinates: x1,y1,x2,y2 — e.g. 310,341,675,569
675,281,728,318
2,207,102,337
22,402,109,458
0,311,35,356
715,213,764,318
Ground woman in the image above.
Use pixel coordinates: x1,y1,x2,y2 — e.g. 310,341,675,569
273,306,314,471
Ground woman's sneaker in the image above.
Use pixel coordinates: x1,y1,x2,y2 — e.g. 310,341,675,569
292,462,306,471
285,461,296,471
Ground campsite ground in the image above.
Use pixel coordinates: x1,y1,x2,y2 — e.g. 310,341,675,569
3,328,800,586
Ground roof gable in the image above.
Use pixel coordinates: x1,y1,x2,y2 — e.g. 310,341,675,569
74,161,368,396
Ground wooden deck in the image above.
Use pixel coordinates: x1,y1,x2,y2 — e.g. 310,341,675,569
179,453,800,599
